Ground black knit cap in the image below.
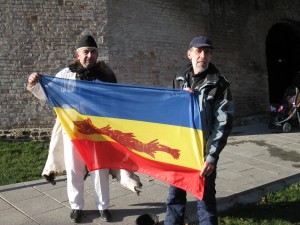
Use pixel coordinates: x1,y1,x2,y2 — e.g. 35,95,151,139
76,35,98,50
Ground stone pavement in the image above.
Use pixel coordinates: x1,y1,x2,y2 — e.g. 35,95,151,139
1,123,300,225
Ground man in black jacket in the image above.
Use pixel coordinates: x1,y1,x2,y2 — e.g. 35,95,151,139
164,36,234,225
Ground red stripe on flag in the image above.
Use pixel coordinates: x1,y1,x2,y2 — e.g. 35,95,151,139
72,139,205,199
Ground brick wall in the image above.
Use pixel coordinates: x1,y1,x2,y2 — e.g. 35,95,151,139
0,0,109,132
107,0,300,125
1,0,300,138
0,128,51,142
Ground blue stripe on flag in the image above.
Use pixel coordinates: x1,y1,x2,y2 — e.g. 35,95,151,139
40,75,201,129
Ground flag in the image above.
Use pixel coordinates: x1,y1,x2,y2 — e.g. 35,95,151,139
40,75,205,199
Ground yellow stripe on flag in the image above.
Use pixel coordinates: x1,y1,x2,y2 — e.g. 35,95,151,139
54,107,204,170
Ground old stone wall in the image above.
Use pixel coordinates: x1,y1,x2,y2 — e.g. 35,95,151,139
0,0,109,132
0,128,51,142
107,0,300,125
1,0,300,139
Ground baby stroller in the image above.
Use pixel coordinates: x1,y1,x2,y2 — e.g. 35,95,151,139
268,86,300,132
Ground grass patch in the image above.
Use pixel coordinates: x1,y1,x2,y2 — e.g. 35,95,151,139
189,182,300,225
217,181,300,225
0,140,49,186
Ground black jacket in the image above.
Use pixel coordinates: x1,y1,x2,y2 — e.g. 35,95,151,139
173,62,234,165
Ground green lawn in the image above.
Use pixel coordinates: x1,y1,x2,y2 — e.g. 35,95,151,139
0,140,49,186
217,181,300,225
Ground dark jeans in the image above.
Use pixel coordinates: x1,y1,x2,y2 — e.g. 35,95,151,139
164,169,217,225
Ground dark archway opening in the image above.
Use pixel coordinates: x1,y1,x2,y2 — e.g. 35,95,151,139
266,20,300,104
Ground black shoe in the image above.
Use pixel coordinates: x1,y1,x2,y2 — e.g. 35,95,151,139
70,209,82,223
99,209,111,222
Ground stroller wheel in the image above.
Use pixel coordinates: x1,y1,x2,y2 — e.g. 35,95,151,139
282,122,292,133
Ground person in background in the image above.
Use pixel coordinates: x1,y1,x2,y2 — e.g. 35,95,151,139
164,36,234,225
27,34,116,223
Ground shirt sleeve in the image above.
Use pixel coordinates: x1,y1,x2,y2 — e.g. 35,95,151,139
205,79,234,165
27,83,47,101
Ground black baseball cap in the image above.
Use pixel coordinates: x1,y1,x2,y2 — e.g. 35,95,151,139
189,36,214,49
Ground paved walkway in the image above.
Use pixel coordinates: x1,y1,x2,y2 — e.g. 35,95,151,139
1,123,300,225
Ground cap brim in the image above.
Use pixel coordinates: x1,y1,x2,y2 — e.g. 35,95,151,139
190,44,214,49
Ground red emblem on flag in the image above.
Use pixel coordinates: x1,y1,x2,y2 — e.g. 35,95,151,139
74,118,181,159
